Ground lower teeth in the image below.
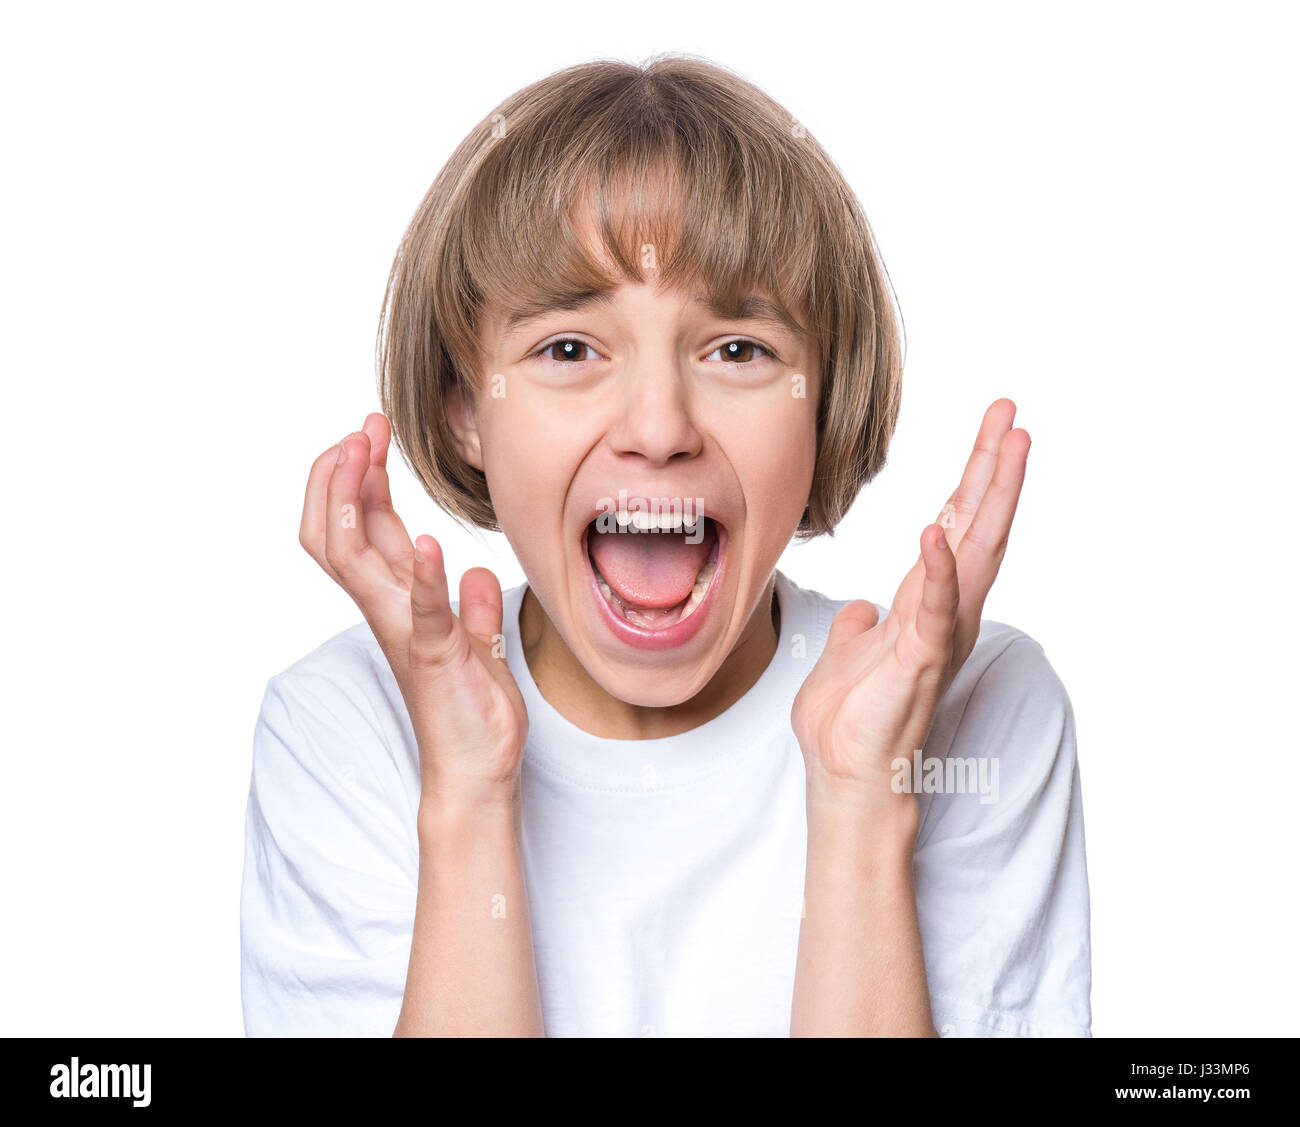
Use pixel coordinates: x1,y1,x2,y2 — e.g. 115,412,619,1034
596,560,717,627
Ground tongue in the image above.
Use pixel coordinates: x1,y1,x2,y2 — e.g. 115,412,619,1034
589,524,713,609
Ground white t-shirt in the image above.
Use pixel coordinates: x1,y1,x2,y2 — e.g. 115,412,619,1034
240,570,1091,1037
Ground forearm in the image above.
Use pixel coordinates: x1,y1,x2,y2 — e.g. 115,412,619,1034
394,785,544,1036
790,781,937,1037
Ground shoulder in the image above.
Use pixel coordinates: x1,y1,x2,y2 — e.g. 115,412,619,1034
934,618,1073,759
788,574,1068,711
267,620,392,702
791,575,1075,786
919,617,1080,840
908,622,1090,1036
242,631,419,1036
253,621,418,796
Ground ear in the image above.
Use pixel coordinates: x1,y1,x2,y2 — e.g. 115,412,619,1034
446,383,483,471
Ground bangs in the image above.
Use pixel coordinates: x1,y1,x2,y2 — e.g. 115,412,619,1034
440,65,841,381
380,56,902,539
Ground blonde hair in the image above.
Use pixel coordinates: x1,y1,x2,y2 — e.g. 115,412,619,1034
377,54,903,538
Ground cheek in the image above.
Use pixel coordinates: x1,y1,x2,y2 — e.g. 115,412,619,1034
475,394,583,546
728,396,819,526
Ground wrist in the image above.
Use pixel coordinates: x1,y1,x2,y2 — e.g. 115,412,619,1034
805,768,921,852
418,774,518,839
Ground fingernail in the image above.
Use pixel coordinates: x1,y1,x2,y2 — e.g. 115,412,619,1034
336,437,350,464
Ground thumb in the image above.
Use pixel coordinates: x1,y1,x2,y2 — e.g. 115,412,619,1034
826,599,880,649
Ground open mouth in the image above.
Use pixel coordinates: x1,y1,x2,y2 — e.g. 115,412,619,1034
582,511,724,634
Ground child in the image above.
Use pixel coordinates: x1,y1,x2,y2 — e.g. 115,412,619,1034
240,55,1091,1037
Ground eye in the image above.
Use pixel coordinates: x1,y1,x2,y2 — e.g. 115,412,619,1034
534,338,601,363
706,339,775,365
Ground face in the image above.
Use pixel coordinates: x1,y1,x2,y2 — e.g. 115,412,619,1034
455,268,820,709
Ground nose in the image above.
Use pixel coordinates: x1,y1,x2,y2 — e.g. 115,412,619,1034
604,353,704,466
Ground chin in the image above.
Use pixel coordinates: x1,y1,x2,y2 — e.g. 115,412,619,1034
582,651,724,710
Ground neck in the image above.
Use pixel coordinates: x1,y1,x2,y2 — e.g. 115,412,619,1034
519,578,781,739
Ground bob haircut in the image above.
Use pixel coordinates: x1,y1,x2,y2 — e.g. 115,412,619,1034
378,54,903,539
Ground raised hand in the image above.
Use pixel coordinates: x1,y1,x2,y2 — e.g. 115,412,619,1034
791,398,1030,797
299,412,527,800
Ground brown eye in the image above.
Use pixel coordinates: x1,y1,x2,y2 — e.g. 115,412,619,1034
716,339,772,363
543,340,591,362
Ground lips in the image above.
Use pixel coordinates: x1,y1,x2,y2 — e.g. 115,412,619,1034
579,500,728,651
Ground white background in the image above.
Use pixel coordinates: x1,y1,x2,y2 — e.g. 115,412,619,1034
2,0,1295,1036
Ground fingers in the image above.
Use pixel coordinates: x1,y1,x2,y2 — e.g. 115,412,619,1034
941,398,1017,543
409,534,461,668
915,523,959,656
955,427,1030,615
362,412,390,467
408,547,507,681
360,460,413,563
300,440,343,579
301,416,413,582
301,417,389,568
357,415,414,566
323,431,395,608
888,400,1018,614
458,567,504,647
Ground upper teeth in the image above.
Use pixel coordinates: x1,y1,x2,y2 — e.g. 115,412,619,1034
615,509,700,532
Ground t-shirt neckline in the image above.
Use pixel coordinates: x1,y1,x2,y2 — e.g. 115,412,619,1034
501,571,827,792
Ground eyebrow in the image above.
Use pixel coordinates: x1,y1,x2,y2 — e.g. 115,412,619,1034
695,293,802,336
505,290,617,332
504,289,803,338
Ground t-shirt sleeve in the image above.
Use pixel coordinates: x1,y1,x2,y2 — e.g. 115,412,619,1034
240,665,418,1037
912,634,1092,1037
